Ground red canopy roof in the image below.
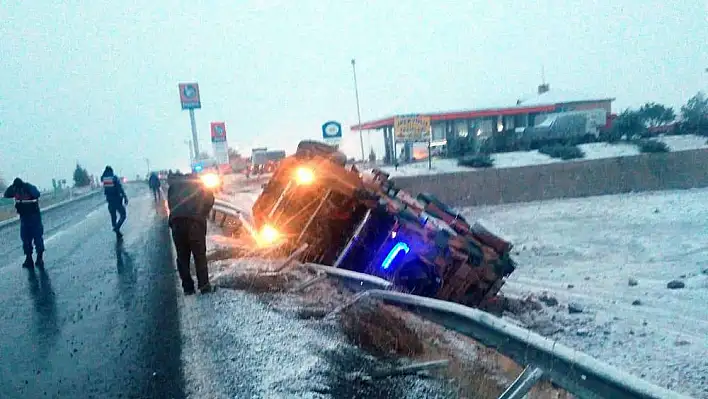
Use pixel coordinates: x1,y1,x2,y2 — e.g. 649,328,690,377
351,104,557,131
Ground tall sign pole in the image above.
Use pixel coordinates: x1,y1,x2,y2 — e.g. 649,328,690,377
189,109,199,157
351,59,365,161
178,83,202,161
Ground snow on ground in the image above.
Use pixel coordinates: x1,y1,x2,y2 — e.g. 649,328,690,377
175,224,456,399
659,134,708,152
462,188,708,398
577,141,639,159
380,135,707,178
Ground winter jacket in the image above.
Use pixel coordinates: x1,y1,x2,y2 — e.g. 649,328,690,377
167,175,214,226
4,183,41,217
148,173,161,189
101,172,127,205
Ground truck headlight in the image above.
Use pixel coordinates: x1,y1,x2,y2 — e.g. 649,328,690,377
294,167,315,185
257,224,280,246
200,173,221,189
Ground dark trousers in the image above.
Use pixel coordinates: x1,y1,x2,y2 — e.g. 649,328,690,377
20,214,45,256
108,202,127,231
170,218,208,291
151,187,161,201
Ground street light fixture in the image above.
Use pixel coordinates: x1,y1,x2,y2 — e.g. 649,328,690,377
351,58,365,161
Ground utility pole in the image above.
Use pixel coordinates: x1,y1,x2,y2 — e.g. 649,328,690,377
184,140,194,162
145,158,150,176
351,59,365,161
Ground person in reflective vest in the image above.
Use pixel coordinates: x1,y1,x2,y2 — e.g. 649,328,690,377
3,178,45,268
101,166,129,239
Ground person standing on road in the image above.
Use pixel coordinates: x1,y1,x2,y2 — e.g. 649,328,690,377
101,166,129,239
3,178,45,268
148,172,161,201
167,172,215,295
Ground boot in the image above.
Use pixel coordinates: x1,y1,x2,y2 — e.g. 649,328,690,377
199,283,216,294
35,253,44,268
22,255,34,269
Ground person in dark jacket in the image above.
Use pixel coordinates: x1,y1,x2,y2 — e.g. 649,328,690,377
167,173,215,295
148,172,161,201
101,166,129,238
4,178,45,268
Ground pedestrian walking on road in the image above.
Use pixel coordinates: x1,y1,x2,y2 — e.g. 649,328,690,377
4,178,45,268
148,172,161,202
167,172,215,295
101,166,129,239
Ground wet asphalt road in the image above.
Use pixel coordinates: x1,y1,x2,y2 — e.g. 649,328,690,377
0,185,184,399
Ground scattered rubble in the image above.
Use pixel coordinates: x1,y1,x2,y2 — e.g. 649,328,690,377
539,294,559,307
628,278,638,287
666,280,685,289
631,299,642,306
567,303,584,314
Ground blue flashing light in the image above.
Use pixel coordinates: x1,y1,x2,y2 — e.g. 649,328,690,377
380,242,410,270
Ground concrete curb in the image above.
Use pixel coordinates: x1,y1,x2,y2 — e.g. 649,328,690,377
0,189,102,230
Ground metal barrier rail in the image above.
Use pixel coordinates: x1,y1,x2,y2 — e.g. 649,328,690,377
210,198,694,399
0,189,102,230
211,199,252,232
298,265,693,399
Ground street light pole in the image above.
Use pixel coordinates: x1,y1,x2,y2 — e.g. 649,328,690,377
184,140,194,163
351,59,365,161
145,158,150,176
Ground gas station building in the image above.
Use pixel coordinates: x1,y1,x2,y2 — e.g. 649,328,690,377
351,85,615,164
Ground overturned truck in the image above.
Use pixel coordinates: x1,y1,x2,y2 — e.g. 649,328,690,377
252,140,516,308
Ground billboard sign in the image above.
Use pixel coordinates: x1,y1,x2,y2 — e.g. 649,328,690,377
210,122,227,142
394,114,431,143
178,83,201,110
322,121,342,145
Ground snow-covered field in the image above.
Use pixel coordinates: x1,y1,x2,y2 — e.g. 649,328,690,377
463,188,708,398
382,134,708,177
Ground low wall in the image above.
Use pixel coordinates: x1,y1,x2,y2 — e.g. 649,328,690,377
391,148,708,207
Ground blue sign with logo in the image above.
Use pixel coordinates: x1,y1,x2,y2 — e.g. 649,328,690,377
322,121,342,141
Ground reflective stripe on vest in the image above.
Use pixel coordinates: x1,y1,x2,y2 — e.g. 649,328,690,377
15,199,38,204
102,177,115,187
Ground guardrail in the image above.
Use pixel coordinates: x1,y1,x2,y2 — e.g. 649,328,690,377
210,198,695,399
295,267,693,399
210,198,252,234
0,189,102,230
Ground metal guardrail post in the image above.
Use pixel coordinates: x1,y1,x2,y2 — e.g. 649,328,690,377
498,366,544,399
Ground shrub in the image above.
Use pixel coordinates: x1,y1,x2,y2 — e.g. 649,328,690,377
538,144,585,160
458,154,494,168
636,139,669,153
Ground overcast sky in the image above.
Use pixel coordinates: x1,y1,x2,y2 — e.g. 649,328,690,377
1,0,706,188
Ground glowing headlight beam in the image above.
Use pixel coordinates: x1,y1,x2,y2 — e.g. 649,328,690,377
200,173,221,189
257,224,280,246
294,167,315,185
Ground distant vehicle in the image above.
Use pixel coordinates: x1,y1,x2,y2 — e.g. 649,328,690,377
246,148,285,175
520,108,607,148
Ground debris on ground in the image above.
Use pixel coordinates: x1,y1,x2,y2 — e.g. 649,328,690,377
568,303,584,314
628,278,638,286
666,280,685,289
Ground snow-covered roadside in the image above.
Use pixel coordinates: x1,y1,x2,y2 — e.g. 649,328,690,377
462,188,708,398
379,134,708,178
175,224,457,398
